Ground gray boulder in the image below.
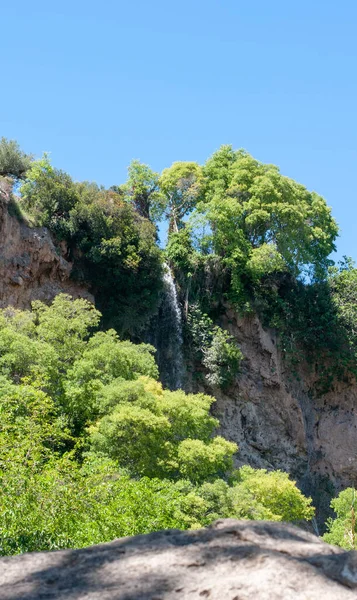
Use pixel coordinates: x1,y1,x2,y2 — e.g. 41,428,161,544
1,519,357,599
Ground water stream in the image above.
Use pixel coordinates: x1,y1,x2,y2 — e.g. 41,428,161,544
147,264,185,390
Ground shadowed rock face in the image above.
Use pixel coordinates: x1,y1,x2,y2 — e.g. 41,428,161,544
0,520,357,600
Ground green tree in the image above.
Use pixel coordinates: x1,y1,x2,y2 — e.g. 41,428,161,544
19,155,79,237
159,162,203,233
177,467,314,525
234,466,314,522
89,377,237,480
0,379,71,470
69,182,163,334
186,304,243,388
329,260,357,362
323,488,357,550
176,437,237,484
0,138,32,179
198,145,338,290
32,294,101,365
121,160,165,221
0,457,194,555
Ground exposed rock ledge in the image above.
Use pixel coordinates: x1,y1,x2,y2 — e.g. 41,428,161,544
1,520,357,599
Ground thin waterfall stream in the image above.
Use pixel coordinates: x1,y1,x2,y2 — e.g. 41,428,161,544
147,264,185,390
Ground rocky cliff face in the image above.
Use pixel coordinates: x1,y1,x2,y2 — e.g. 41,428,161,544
0,189,93,309
1,187,356,528
1,520,356,599
204,310,357,529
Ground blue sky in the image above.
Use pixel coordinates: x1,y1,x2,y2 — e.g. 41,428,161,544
1,1,356,259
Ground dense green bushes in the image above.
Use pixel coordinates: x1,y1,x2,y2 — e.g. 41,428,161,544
12,154,164,336
68,182,163,334
0,296,314,555
323,488,357,550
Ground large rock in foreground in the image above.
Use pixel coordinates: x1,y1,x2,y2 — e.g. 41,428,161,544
1,520,357,599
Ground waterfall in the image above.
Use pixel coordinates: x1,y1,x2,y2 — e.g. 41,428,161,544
147,264,185,390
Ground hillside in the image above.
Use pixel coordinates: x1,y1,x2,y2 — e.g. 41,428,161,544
1,138,357,555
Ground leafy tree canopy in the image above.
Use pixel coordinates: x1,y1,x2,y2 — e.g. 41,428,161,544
323,488,357,550
159,161,203,233
20,154,79,237
0,138,32,180
197,146,338,283
121,159,165,221
0,295,315,555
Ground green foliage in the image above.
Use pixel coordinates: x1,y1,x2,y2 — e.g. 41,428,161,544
0,138,32,179
0,295,157,432
247,260,357,388
32,294,101,364
165,228,198,274
234,466,314,522
159,162,203,233
89,377,236,480
18,160,163,335
0,380,71,469
20,155,79,237
329,260,357,362
69,182,164,334
186,304,242,388
198,146,338,288
1,139,329,555
176,467,315,526
0,457,190,555
323,488,357,550
0,456,314,555
246,243,286,281
0,296,314,556
121,159,165,221
176,437,236,484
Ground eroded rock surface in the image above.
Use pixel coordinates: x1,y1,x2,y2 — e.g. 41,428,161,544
0,520,356,599
205,311,357,528
0,189,93,308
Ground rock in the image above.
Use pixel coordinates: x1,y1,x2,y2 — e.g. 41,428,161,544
0,193,93,308
196,311,357,528
0,520,356,599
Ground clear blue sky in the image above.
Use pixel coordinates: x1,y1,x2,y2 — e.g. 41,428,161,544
1,1,356,259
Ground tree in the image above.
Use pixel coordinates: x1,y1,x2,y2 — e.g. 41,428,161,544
323,488,357,550
63,334,158,427
159,162,203,233
329,260,357,360
0,295,315,556
0,138,32,179
69,182,164,335
121,160,165,221
186,304,243,388
198,146,338,287
19,155,78,237
233,466,314,522
32,294,101,365
89,376,238,480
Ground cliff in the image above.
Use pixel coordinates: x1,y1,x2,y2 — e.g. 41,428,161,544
0,186,93,309
1,519,356,599
1,186,356,527
206,309,357,528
